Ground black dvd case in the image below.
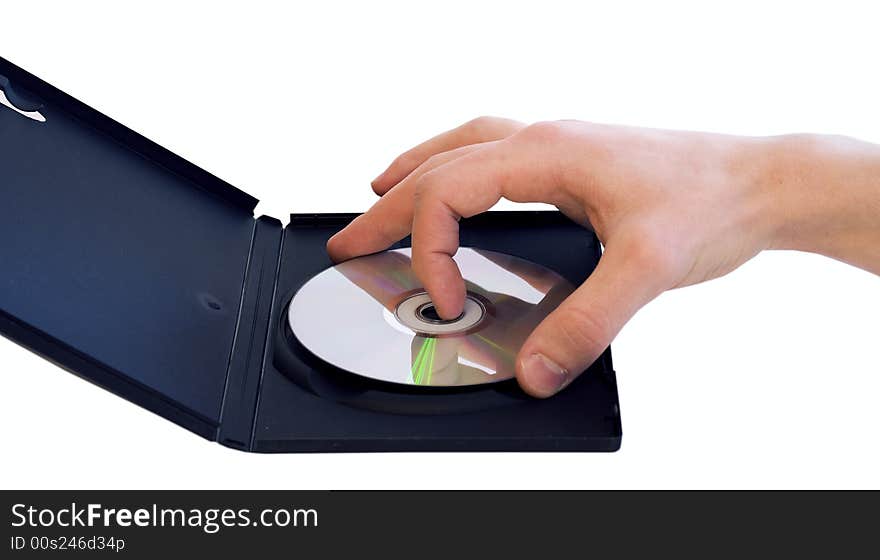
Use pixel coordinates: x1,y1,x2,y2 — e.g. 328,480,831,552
0,56,622,452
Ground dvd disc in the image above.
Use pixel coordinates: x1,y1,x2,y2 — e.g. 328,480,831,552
288,248,575,387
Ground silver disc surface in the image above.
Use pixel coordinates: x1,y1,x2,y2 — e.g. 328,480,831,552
288,248,575,387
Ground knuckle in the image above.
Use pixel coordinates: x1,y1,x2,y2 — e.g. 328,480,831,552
391,151,419,172
618,228,682,284
520,120,570,144
556,304,614,355
463,115,496,132
413,172,439,201
422,152,446,170
374,217,401,244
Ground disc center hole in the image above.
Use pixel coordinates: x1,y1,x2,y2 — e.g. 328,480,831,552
416,303,463,324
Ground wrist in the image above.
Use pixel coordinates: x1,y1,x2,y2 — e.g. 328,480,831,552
757,133,880,270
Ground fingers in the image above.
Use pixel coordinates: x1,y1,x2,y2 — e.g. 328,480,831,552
327,143,492,262
410,134,568,318
371,116,525,195
515,239,670,397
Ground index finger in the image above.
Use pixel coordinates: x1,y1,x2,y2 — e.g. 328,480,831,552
410,131,567,319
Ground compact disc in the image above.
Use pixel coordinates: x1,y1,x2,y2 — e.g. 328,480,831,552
288,248,575,387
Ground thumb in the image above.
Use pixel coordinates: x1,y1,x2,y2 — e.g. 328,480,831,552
516,242,667,398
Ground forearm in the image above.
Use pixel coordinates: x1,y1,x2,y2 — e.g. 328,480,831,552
762,134,880,274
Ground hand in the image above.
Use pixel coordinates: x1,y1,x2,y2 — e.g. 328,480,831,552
328,117,880,397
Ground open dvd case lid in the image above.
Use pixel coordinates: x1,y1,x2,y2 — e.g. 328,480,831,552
0,56,266,439
0,56,622,452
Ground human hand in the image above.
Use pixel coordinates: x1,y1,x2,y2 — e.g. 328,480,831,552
328,117,880,397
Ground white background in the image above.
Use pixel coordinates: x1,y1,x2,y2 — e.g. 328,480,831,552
1,1,878,489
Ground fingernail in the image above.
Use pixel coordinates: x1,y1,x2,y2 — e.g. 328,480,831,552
522,353,568,396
